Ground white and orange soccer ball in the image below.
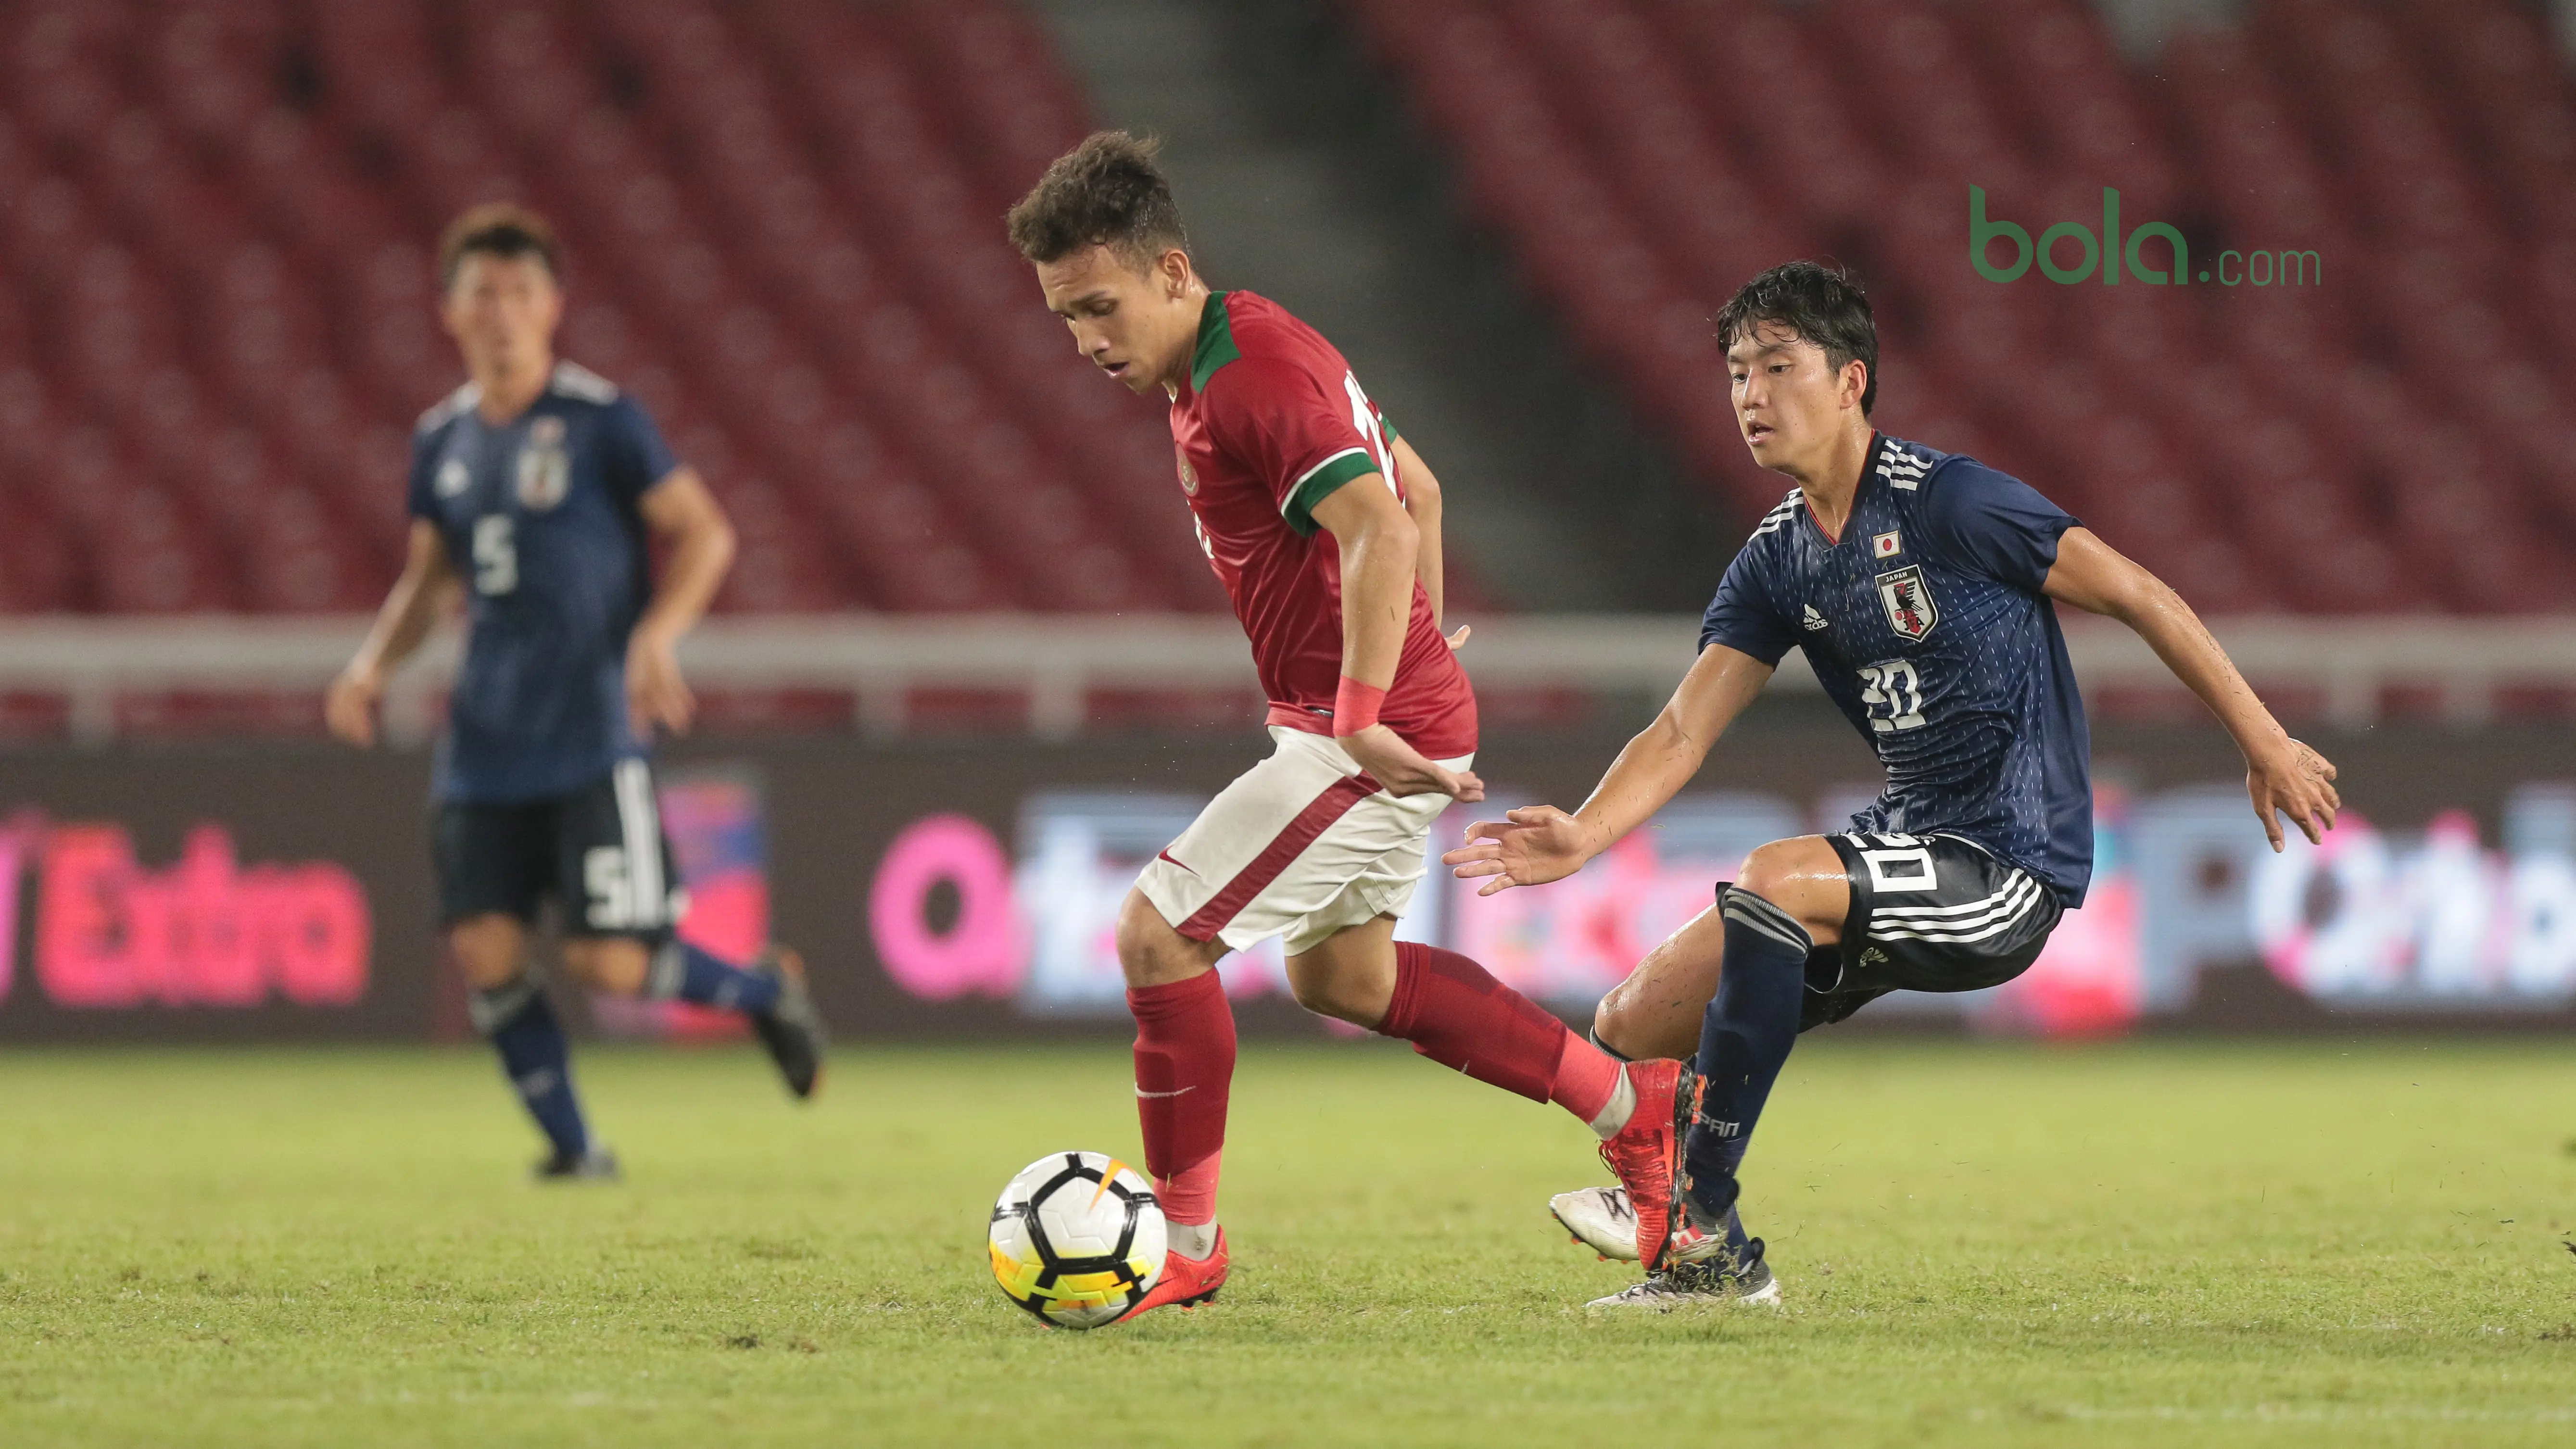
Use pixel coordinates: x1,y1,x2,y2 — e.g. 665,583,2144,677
988,1151,1167,1329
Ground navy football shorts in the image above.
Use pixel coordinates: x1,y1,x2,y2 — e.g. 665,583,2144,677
1789,832,2064,1031
431,758,682,939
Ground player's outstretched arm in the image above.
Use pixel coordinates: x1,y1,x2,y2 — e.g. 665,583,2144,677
2043,526,2339,850
630,467,737,740
1309,475,1482,802
1391,436,1468,653
327,520,460,748
1443,642,1773,895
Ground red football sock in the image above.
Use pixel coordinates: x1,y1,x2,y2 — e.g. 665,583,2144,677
1127,970,1236,1227
1378,943,1585,1110
1548,1034,1627,1128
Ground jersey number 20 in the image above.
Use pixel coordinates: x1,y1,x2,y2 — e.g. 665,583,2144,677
1858,659,1926,733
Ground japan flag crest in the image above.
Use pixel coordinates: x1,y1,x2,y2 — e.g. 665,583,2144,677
1874,565,1939,641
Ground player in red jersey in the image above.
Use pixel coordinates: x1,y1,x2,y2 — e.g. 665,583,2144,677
1007,133,1687,1316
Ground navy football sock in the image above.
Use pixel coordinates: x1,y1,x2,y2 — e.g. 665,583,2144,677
473,979,592,1160
645,940,783,1015
1680,886,1811,1221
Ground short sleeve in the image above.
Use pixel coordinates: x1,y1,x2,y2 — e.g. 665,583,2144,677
405,430,440,521
1699,540,1798,666
599,396,681,506
1914,459,2080,592
1199,357,1381,536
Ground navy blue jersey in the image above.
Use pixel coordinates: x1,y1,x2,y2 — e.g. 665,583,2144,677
407,361,678,804
1700,434,2095,904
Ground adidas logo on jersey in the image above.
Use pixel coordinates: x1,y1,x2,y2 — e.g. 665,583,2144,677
1802,604,1830,632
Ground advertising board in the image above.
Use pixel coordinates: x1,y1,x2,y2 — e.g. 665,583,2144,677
1,720,2569,1041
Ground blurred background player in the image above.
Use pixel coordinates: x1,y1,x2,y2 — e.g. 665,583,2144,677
325,205,828,1180
1007,132,1684,1316
1446,262,2343,1304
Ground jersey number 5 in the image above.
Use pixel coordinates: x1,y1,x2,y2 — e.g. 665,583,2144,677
1858,659,1926,733
471,514,517,596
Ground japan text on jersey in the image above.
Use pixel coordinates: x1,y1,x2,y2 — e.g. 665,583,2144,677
1700,434,2096,905
407,361,680,804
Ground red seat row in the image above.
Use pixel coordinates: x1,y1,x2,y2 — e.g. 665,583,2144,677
0,0,1224,616
1348,0,2576,613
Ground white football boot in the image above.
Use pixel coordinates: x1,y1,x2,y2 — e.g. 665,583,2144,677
1549,1185,1641,1262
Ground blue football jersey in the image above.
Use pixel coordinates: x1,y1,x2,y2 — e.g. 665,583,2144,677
1700,434,2095,904
406,361,680,803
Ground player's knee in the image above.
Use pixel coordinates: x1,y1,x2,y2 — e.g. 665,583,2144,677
446,916,525,991
560,937,648,995
1733,841,1803,902
1591,978,1691,1062
1114,889,1200,987
1284,970,1339,1018
1734,839,1847,943
1589,993,1642,1060
1285,966,1370,1024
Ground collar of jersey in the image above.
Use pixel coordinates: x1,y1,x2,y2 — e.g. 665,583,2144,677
1802,431,1884,549
1188,290,1240,395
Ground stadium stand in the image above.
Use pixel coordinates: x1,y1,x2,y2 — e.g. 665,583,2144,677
9,0,2572,625
0,0,1220,616
1345,0,2576,614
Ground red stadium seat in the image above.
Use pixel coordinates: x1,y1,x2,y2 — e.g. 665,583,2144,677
1339,0,2569,614
4,0,2552,619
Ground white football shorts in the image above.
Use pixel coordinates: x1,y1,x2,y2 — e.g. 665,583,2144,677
1136,726,1472,957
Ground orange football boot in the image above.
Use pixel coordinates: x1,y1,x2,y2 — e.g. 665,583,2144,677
1595,1060,1687,1273
1118,1226,1230,1322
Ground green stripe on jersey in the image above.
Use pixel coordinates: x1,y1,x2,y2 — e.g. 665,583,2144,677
1282,448,1378,537
1189,291,1240,393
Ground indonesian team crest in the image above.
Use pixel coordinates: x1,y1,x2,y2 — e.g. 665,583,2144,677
1874,565,1939,640
1176,452,1199,497
516,416,569,510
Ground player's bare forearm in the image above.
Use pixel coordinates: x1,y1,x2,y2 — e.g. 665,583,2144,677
350,522,456,680
1312,477,1416,690
1445,642,1766,891
1572,643,1774,850
634,467,736,646
2043,528,2286,757
2045,526,2339,847
330,520,457,746
1393,436,1444,630
1305,478,1480,800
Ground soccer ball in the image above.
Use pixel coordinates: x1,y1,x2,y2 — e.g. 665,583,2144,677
988,1151,1168,1329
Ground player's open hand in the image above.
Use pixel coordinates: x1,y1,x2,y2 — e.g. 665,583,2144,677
2247,736,2339,851
1442,804,1604,895
325,664,381,748
1338,723,1483,802
627,631,695,740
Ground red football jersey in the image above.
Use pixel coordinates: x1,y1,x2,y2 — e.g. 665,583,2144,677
1168,290,1477,758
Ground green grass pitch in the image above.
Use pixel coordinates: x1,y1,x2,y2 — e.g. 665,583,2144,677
2,1038,2572,1447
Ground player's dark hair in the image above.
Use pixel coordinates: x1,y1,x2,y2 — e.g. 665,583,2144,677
1006,130,1191,267
438,202,563,291
1716,261,1878,415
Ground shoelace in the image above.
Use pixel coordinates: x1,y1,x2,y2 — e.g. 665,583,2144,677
1654,1235,1762,1291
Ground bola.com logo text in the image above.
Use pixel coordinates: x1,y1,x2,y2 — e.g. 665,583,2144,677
1970,185,2320,287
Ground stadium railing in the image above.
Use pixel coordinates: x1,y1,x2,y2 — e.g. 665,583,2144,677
1,614,2570,744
